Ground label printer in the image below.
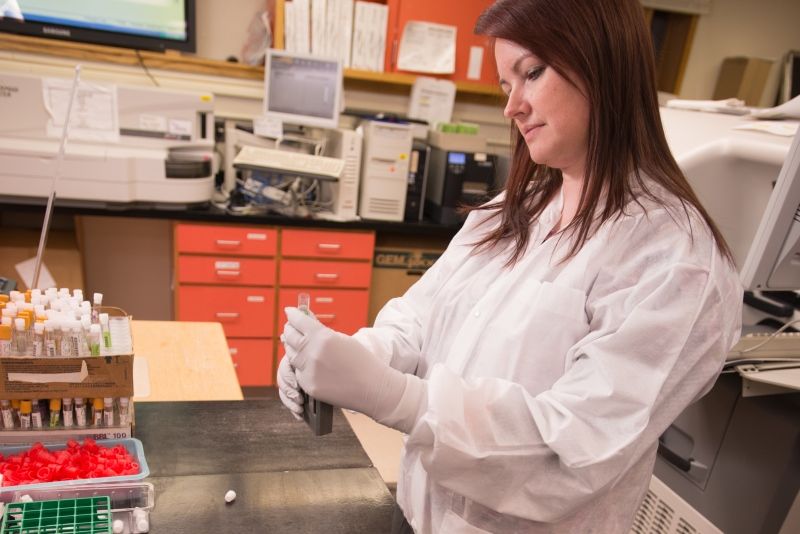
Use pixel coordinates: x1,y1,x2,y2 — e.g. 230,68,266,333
425,131,497,225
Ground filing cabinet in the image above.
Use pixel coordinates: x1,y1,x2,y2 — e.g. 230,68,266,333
175,224,278,386
175,224,374,387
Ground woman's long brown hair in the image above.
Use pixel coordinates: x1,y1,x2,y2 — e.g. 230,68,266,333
473,0,733,265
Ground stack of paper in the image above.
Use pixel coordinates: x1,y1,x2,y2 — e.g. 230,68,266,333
351,1,388,72
284,0,311,54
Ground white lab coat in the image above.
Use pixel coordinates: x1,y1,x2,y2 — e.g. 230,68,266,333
354,183,743,533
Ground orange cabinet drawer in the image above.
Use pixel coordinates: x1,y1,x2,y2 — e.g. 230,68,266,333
177,256,276,286
279,259,371,288
176,224,277,256
177,286,275,337
281,229,374,260
277,289,369,335
228,338,274,387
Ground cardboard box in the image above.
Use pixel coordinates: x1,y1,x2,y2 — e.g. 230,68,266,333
0,312,135,444
713,56,775,106
0,355,133,400
369,248,444,325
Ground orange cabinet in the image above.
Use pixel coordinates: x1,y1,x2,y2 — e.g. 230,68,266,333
281,228,374,260
177,256,276,286
176,224,277,256
278,289,369,336
175,223,375,389
177,286,274,338
175,223,278,387
228,339,274,387
279,259,372,288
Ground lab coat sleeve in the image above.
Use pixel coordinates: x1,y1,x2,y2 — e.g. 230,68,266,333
403,219,743,522
352,210,488,374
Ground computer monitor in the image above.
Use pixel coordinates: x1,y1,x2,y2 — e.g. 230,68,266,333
263,48,342,130
740,128,800,290
0,0,195,52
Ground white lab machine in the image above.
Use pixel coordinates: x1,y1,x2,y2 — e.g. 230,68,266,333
0,72,215,206
322,127,363,221
644,107,800,534
227,48,360,220
357,120,413,222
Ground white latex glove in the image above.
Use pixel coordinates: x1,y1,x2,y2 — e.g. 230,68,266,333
282,307,427,433
276,355,303,421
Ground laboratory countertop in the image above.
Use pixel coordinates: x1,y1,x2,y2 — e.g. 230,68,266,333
0,199,462,238
134,396,394,533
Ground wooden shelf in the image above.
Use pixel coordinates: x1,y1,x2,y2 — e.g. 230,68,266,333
0,33,503,99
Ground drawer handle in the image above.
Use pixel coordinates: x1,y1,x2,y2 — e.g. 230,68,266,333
315,297,334,304
216,270,241,278
216,239,242,248
315,273,339,280
215,312,240,319
229,348,238,355
316,314,336,322
317,243,342,251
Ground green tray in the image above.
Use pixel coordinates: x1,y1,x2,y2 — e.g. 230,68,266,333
0,496,111,533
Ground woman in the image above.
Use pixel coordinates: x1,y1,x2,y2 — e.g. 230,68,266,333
279,0,743,532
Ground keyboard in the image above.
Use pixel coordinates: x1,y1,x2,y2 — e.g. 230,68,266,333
727,331,800,361
233,146,344,180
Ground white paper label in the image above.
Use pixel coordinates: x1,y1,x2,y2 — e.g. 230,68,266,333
168,118,192,136
254,115,284,139
467,46,484,80
139,114,167,132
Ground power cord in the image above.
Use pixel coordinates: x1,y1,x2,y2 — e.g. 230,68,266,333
135,50,160,87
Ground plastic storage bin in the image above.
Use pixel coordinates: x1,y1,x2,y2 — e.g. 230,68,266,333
0,439,148,500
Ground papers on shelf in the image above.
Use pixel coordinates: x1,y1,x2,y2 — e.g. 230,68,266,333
665,97,749,115
408,77,456,129
397,21,456,74
350,1,388,72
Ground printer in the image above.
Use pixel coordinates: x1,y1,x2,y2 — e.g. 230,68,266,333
425,131,497,225
0,72,215,206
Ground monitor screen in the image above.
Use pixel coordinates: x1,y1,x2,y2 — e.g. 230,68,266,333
263,49,342,130
0,0,195,52
740,128,800,290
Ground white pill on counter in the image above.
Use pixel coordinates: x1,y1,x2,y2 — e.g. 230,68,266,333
225,490,237,503
112,519,124,533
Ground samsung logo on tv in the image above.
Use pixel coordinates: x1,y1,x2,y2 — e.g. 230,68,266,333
42,26,71,37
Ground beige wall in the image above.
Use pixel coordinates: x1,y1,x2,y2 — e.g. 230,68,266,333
679,0,800,100
196,0,268,62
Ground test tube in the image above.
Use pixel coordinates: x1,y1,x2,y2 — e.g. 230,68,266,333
99,313,112,351
31,400,43,428
0,324,11,357
103,397,114,426
44,320,58,357
118,397,131,426
0,400,14,429
75,397,87,427
298,293,311,314
92,398,104,426
19,400,31,429
32,323,45,357
62,398,74,428
49,399,61,427
13,318,29,356
88,324,102,356
92,293,103,323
